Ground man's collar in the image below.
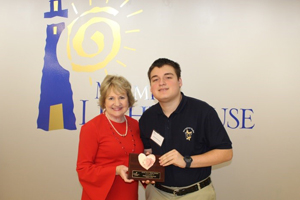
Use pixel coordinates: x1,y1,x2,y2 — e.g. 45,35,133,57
154,92,187,115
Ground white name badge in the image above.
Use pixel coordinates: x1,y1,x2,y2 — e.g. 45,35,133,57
151,130,164,147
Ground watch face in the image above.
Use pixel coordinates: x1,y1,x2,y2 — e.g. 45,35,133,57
184,156,192,162
184,156,192,168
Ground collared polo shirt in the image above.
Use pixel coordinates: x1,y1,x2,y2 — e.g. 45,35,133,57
139,93,232,187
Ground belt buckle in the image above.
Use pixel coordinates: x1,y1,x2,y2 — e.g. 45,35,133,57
197,182,201,190
173,190,178,196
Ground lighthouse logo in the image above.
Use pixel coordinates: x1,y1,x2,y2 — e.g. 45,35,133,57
37,0,143,131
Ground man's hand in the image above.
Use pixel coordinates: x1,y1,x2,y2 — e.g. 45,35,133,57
159,149,186,168
116,165,134,183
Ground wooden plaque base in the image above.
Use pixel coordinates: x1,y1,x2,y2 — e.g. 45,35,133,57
128,153,165,182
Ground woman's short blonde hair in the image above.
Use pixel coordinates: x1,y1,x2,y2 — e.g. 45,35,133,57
98,75,136,109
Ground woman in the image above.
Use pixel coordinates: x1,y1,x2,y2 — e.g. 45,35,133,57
76,75,144,200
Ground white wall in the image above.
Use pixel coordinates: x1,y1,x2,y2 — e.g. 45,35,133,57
1,0,300,199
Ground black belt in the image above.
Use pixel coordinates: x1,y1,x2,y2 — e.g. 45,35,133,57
154,177,211,196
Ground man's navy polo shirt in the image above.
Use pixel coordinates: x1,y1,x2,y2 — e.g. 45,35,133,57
139,93,232,187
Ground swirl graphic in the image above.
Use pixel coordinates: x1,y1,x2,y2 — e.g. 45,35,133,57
67,7,121,72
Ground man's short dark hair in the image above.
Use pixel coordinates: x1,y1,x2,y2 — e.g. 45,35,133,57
148,58,181,81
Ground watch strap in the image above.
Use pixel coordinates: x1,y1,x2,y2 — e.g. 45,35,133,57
184,156,193,168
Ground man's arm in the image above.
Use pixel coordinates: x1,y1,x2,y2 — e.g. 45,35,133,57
159,149,233,168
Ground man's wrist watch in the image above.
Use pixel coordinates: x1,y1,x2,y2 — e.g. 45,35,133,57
183,156,193,168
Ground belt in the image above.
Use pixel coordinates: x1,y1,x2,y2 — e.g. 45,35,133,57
154,177,211,196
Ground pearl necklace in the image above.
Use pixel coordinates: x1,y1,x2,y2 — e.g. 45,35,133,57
105,113,128,137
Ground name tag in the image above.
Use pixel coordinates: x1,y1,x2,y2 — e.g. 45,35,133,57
151,130,164,147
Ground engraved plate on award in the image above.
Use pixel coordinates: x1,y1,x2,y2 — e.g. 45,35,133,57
128,153,165,182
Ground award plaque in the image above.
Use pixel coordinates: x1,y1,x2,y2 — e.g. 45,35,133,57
128,153,165,182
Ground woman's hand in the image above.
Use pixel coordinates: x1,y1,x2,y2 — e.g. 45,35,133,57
116,165,134,183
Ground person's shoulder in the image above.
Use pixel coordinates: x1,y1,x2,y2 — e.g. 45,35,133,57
185,95,212,108
142,103,159,116
126,116,142,131
139,103,159,122
183,95,216,117
126,115,138,124
82,114,104,128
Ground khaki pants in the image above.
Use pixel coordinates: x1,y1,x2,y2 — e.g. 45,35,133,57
145,181,216,200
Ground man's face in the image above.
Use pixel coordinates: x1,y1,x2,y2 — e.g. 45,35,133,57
150,65,182,103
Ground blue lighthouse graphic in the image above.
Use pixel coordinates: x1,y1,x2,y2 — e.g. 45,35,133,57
44,0,68,18
37,0,76,131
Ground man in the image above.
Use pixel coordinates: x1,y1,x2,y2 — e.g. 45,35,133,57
139,58,233,200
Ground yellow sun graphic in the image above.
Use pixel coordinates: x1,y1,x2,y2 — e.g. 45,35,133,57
66,0,143,80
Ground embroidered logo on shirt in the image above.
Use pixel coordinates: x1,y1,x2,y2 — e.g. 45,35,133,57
183,127,194,141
